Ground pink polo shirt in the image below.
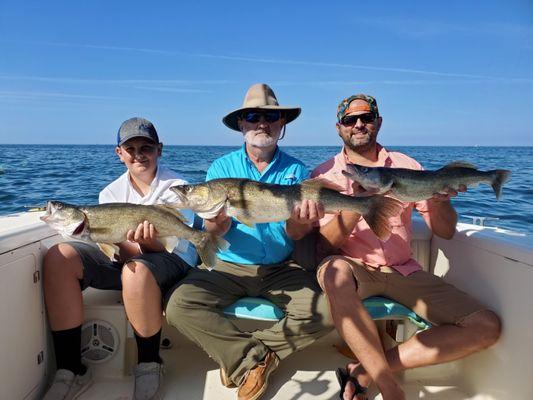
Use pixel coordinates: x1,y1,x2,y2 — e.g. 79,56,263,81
312,145,431,276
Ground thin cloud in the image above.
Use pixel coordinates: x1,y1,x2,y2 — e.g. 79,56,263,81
132,86,213,93
0,75,233,85
21,40,531,82
272,79,506,86
360,17,533,39
0,90,124,100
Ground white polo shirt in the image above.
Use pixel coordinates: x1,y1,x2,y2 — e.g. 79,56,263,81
99,165,197,267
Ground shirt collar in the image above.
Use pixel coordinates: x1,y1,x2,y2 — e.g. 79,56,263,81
240,144,281,176
127,166,160,197
339,143,393,168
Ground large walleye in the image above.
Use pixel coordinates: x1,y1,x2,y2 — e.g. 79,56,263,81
342,162,511,203
170,178,404,241
40,201,229,268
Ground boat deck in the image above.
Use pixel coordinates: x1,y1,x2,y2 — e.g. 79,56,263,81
78,330,473,400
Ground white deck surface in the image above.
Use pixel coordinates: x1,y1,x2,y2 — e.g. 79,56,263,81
78,339,473,400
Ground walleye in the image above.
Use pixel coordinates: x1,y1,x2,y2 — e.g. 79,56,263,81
342,162,512,203
40,201,229,268
170,178,404,241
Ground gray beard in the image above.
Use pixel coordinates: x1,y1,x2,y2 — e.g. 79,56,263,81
244,131,278,148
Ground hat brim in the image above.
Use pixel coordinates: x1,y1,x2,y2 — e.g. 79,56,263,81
222,106,301,131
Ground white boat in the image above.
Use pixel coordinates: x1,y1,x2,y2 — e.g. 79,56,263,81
0,211,531,399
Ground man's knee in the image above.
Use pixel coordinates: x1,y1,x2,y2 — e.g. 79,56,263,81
319,257,356,293
461,309,502,348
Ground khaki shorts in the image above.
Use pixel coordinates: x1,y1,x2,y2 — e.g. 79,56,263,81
317,255,488,326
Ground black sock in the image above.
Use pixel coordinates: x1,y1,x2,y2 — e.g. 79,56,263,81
135,329,162,364
51,326,86,375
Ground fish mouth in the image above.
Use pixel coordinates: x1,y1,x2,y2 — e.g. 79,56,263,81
171,189,187,205
72,220,86,235
39,201,54,222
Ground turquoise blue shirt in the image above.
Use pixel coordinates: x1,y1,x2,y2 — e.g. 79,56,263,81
206,145,309,265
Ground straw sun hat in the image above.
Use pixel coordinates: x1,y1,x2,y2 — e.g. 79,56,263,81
222,83,301,131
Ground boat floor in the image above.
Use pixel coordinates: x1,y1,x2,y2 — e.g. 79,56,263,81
78,342,474,400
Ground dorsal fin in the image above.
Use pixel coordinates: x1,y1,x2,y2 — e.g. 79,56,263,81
154,204,187,222
300,178,345,192
442,161,477,170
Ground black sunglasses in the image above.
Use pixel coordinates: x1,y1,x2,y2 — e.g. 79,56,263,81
340,113,376,126
243,111,282,123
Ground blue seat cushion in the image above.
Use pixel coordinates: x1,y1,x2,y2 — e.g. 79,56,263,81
223,296,431,329
363,296,431,330
223,297,285,321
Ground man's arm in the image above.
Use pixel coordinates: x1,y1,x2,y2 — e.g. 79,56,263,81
420,186,466,240
317,211,360,252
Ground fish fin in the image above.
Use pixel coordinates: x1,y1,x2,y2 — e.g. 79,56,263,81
491,170,512,200
154,205,187,222
301,178,345,192
195,232,230,270
234,216,256,228
442,161,477,169
362,196,404,241
97,243,120,261
227,199,257,227
159,236,179,253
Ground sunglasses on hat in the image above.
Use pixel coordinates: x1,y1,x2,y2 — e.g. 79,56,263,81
340,113,377,126
242,111,282,123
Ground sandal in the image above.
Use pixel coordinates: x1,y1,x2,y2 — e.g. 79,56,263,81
335,367,367,399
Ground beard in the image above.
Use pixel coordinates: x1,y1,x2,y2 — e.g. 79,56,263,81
343,130,377,153
244,131,279,148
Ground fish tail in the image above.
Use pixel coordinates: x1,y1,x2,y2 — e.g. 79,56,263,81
195,232,230,269
362,196,404,241
491,170,512,200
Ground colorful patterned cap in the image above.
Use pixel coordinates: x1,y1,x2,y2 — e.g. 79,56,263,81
337,94,379,121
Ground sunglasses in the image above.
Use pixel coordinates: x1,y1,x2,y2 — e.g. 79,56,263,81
242,111,282,123
340,113,376,126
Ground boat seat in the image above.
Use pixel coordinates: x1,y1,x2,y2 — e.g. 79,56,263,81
223,296,431,330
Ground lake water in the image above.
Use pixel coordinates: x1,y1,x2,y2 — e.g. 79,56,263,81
1,145,531,235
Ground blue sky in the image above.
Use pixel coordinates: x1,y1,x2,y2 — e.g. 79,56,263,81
0,0,532,146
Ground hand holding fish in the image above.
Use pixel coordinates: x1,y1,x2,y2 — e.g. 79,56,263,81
40,201,229,269
126,220,166,253
204,208,232,237
342,162,511,203
289,199,325,225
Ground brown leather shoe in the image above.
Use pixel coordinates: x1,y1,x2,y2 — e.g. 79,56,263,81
220,367,236,388
237,352,279,400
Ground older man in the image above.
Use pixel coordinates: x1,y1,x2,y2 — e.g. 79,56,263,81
165,83,332,400
312,94,501,400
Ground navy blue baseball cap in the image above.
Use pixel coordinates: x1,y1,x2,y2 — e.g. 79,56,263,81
117,117,159,146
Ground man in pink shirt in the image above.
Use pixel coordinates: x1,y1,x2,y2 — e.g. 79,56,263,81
312,94,501,400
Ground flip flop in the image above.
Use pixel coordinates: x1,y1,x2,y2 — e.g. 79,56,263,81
335,367,368,400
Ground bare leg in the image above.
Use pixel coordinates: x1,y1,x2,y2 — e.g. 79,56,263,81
394,310,501,368
350,309,501,377
321,258,405,400
43,243,84,330
121,261,162,337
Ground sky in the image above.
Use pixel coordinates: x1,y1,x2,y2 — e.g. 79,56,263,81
0,0,532,146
